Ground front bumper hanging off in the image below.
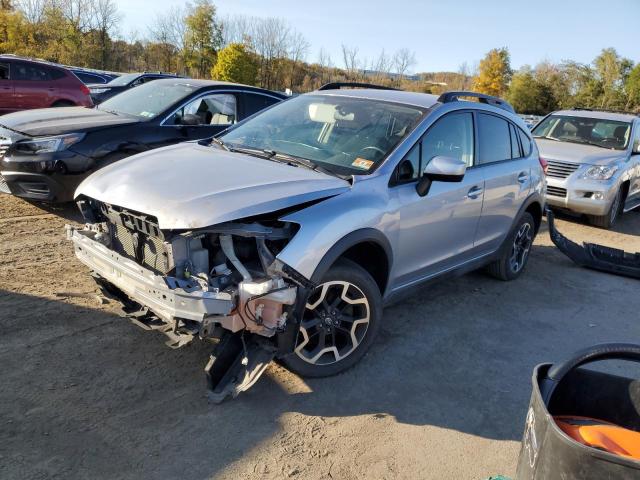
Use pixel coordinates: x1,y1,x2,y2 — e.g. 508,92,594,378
547,209,640,279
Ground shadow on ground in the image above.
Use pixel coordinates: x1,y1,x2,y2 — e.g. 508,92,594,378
1,237,638,480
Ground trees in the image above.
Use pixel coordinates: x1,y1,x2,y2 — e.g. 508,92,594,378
183,0,223,78
626,64,640,111
211,42,258,85
508,69,557,115
473,47,512,97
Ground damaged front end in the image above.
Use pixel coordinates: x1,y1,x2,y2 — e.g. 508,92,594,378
66,197,313,401
547,208,640,279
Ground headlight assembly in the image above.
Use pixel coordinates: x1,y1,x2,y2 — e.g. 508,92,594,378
15,133,85,155
580,165,619,181
90,88,109,94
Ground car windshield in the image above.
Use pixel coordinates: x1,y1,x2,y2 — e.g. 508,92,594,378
97,82,198,119
219,94,425,175
533,115,631,150
105,73,140,87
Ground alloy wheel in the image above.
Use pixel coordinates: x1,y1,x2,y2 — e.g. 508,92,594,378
509,222,533,273
294,280,370,365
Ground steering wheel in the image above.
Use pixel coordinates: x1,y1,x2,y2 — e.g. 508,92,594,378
359,146,385,156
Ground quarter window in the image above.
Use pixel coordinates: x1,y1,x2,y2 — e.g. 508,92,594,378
421,112,475,168
396,144,420,183
509,124,521,158
477,113,512,164
518,128,532,157
170,93,237,126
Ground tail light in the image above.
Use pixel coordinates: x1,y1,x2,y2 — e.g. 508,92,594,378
80,84,90,96
539,156,548,175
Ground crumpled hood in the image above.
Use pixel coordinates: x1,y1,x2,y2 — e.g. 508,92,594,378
536,139,628,165
0,107,138,137
75,143,351,230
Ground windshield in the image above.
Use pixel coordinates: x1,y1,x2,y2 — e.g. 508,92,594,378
533,115,631,150
106,73,140,87
219,94,425,175
97,82,198,119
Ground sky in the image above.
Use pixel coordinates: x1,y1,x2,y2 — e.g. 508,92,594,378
114,0,639,73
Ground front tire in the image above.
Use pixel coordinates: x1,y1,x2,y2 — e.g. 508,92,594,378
282,259,382,378
588,187,623,229
486,212,535,281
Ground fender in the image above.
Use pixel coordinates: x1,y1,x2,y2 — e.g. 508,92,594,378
276,228,392,356
309,227,393,287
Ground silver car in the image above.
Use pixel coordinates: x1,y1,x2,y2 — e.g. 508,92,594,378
533,109,640,228
66,87,545,398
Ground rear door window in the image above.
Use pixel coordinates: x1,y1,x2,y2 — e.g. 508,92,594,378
477,113,512,165
12,63,55,81
243,93,281,118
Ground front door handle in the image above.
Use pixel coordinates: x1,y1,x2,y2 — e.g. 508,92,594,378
467,185,484,199
518,171,530,183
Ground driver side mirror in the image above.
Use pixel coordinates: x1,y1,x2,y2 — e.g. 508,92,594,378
633,140,640,155
416,155,467,197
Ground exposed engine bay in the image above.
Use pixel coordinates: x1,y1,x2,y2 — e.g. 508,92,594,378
66,196,314,401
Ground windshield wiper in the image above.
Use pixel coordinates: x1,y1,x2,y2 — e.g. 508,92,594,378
265,150,337,177
98,108,120,116
561,138,612,150
534,135,560,142
210,137,229,151
227,145,278,161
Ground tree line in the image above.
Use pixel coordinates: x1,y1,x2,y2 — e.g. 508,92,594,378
1,0,638,114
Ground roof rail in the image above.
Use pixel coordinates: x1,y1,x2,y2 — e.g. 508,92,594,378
571,107,639,116
318,82,399,91
437,91,515,113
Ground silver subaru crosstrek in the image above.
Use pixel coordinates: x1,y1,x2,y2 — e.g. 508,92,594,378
66,86,545,399
533,109,640,228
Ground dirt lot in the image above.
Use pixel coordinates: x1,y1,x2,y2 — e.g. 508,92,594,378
1,193,639,480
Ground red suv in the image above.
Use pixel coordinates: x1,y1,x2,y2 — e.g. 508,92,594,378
0,56,93,114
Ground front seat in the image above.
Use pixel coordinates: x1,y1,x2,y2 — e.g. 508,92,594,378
613,126,628,146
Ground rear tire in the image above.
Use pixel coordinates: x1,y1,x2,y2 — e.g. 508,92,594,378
486,212,535,281
588,187,623,229
282,259,382,378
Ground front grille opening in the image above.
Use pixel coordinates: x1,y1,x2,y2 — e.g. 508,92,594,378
110,223,171,274
547,185,567,198
0,174,9,194
546,160,580,179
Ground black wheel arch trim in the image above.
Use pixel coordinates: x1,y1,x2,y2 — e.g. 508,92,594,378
309,227,393,291
496,192,544,256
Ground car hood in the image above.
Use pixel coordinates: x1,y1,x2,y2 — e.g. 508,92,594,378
75,143,351,230
536,139,628,165
0,107,139,137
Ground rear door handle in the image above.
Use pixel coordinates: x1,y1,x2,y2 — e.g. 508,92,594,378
467,185,484,199
518,171,530,183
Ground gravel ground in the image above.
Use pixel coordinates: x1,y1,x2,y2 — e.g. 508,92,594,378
1,193,639,480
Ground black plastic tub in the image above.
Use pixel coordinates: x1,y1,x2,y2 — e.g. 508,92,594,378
515,344,640,479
